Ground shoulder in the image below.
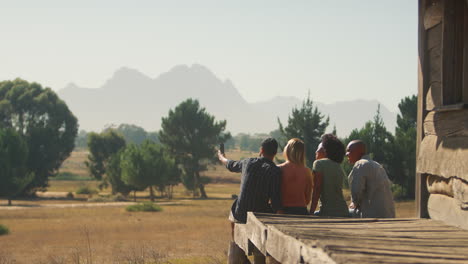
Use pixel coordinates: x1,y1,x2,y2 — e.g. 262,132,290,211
313,158,330,170
352,159,376,174
261,158,280,170
354,158,371,168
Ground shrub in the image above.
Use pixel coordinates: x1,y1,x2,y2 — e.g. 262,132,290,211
66,192,74,199
126,202,162,212
75,186,98,195
88,194,128,202
0,224,9,235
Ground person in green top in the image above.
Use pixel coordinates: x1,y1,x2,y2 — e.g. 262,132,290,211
310,134,349,217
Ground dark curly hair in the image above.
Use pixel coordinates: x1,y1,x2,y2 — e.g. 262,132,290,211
321,134,345,163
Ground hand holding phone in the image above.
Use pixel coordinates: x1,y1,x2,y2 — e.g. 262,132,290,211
219,143,225,155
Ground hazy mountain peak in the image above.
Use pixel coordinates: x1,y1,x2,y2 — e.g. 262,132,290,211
102,67,152,90
57,64,396,136
190,63,214,74
164,63,219,81
63,82,79,90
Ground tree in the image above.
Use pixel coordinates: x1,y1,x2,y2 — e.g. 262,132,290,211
86,130,126,190
106,150,135,196
161,154,181,199
120,141,170,201
0,128,34,205
237,133,266,152
394,95,417,198
278,95,329,167
344,105,396,180
159,98,230,198
0,79,78,194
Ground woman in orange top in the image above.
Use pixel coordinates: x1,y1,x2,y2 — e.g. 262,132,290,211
278,138,314,215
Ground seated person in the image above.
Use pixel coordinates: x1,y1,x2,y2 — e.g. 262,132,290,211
278,138,313,215
310,134,349,217
346,140,395,218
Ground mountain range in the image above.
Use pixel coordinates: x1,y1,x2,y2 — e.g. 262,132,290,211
58,64,396,137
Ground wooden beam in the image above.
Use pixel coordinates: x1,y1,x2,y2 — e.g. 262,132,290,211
424,0,443,30
417,135,468,182
428,194,468,230
417,0,430,218
442,0,464,105
423,109,468,137
236,213,468,263
464,1,468,104
266,225,335,264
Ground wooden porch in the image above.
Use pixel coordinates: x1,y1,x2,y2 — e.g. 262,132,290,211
234,212,468,263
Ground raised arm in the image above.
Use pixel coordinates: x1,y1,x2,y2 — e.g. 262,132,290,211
218,150,243,172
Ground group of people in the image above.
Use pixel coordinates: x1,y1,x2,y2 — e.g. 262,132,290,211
218,134,395,263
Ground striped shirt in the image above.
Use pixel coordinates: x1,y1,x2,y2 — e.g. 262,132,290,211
227,157,282,223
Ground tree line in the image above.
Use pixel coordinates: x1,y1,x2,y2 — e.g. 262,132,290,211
0,78,417,205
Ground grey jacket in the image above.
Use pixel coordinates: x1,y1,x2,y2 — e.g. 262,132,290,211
348,155,396,218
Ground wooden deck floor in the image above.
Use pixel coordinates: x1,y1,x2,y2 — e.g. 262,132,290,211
234,212,468,264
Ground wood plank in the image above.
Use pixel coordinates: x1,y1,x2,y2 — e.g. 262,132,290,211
425,26,442,111
423,109,468,136
236,213,468,263
417,135,468,181
266,225,335,264
329,246,468,262
307,241,468,257
428,194,468,230
427,20,443,51
424,0,443,30
426,82,442,110
427,174,453,196
426,174,468,204
332,252,467,264
233,223,250,255
452,177,468,204
417,0,430,218
442,0,464,105
464,2,468,105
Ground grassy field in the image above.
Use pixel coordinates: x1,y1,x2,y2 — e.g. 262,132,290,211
0,150,415,264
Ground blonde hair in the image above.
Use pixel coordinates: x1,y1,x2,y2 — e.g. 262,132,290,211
283,138,306,166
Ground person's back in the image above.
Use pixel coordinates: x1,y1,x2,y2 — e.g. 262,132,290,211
228,157,282,222
310,134,349,217
349,156,395,218
278,138,312,215
279,161,313,214
218,137,282,264
313,158,348,217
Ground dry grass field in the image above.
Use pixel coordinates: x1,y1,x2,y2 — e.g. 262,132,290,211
0,150,415,264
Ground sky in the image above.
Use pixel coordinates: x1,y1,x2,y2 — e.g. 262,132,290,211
0,0,417,111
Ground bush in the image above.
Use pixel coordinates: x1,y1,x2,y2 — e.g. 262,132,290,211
75,186,99,195
0,224,9,235
126,202,162,212
66,192,74,199
88,194,128,202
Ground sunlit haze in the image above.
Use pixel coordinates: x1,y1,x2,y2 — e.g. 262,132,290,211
0,0,417,110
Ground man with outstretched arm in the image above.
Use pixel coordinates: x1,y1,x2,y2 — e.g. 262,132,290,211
218,138,282,264
346,140,395,218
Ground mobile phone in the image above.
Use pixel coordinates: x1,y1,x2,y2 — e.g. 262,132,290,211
220,143,225,155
